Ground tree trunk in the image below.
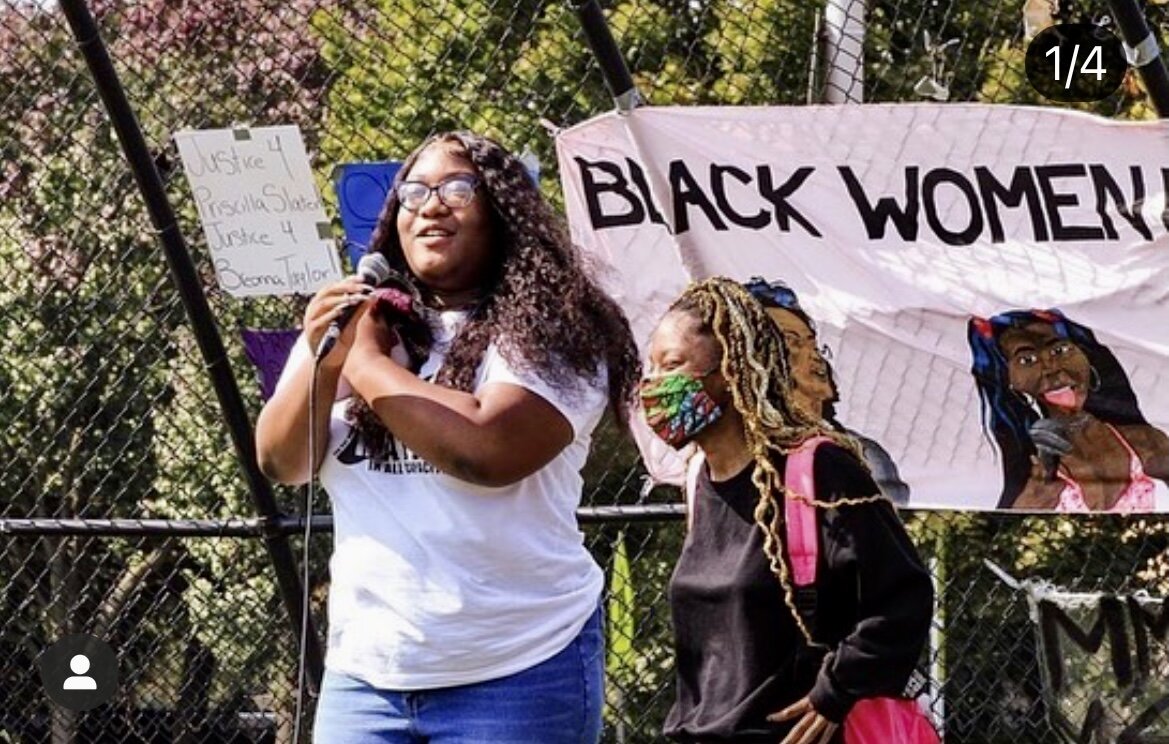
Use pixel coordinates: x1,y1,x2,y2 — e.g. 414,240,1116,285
174,638,214,744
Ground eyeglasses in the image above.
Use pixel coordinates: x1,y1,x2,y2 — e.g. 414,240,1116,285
396,174,481,212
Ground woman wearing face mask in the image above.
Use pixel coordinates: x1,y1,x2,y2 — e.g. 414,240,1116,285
968,308,1169,511
256,131,640,742
641,277,933,744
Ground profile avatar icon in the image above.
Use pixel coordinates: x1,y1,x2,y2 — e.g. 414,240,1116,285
63,654,97,690
38,633,118,711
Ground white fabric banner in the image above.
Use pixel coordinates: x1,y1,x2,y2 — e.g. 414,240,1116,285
555,104,1169,512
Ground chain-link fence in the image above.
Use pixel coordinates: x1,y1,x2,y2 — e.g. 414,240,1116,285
2,0,1168,741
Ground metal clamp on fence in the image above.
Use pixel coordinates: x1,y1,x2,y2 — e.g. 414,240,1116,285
1124,32,1162,68
1106,0,1169,115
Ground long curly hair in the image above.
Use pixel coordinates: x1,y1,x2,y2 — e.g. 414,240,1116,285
967,308,1146,508
348,131,640,452
670,277,880,645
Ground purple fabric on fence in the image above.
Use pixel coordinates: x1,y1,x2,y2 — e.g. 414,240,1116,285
241,328,301,401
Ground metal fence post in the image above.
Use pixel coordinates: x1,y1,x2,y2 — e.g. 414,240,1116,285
57,0,325,692
571,0,643,111
1106,0,1169,117
821,0,866,103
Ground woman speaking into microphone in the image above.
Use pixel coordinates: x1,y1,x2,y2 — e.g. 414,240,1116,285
255,131,640,743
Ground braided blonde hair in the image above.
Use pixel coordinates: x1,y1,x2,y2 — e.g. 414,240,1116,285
670,277,885,645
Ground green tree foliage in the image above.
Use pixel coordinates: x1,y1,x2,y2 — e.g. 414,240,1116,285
314,0,815,192
313,0,553,163
866,0,1163,118
0,1,331,737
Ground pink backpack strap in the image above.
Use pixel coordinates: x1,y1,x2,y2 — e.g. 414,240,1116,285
684,450,706,531
785,436,833,587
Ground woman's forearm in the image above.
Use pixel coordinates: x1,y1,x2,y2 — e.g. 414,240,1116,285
255,355,344,485
254,275,378,484
344,348,570,487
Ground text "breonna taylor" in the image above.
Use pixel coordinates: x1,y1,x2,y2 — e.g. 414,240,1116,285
574,157,1169,245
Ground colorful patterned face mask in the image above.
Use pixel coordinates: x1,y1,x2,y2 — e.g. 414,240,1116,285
639,368,723,448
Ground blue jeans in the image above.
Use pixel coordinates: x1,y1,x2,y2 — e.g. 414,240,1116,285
312,606,604,743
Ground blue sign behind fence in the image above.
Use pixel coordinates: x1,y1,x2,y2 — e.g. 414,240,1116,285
335,161,402,268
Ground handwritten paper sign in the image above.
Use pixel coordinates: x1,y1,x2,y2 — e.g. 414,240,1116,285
174,125,341,297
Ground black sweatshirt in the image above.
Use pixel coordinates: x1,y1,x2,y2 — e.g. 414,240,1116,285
663,443,933,742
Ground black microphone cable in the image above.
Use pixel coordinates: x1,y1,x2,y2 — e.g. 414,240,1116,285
292,252,392,740
292,355,323,744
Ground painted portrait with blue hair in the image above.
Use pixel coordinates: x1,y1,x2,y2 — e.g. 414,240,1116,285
967,309,1169,511
743,277,910,505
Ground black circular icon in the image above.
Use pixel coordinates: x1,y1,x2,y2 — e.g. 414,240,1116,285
38,634,119,711
1025,23,1127,102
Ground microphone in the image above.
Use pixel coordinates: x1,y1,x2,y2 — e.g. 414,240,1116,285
1039,449,1059,483
314,252,392,362
1029,417,1072,483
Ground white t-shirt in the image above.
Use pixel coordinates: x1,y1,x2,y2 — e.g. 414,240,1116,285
278,310,607,689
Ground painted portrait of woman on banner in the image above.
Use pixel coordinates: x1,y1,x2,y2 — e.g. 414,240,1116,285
744,277,910,506
967,309,1169,512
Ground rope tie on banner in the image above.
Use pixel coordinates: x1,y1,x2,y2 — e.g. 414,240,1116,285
983,559,1109,622
614,87,644,113
1124,33,1162,68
